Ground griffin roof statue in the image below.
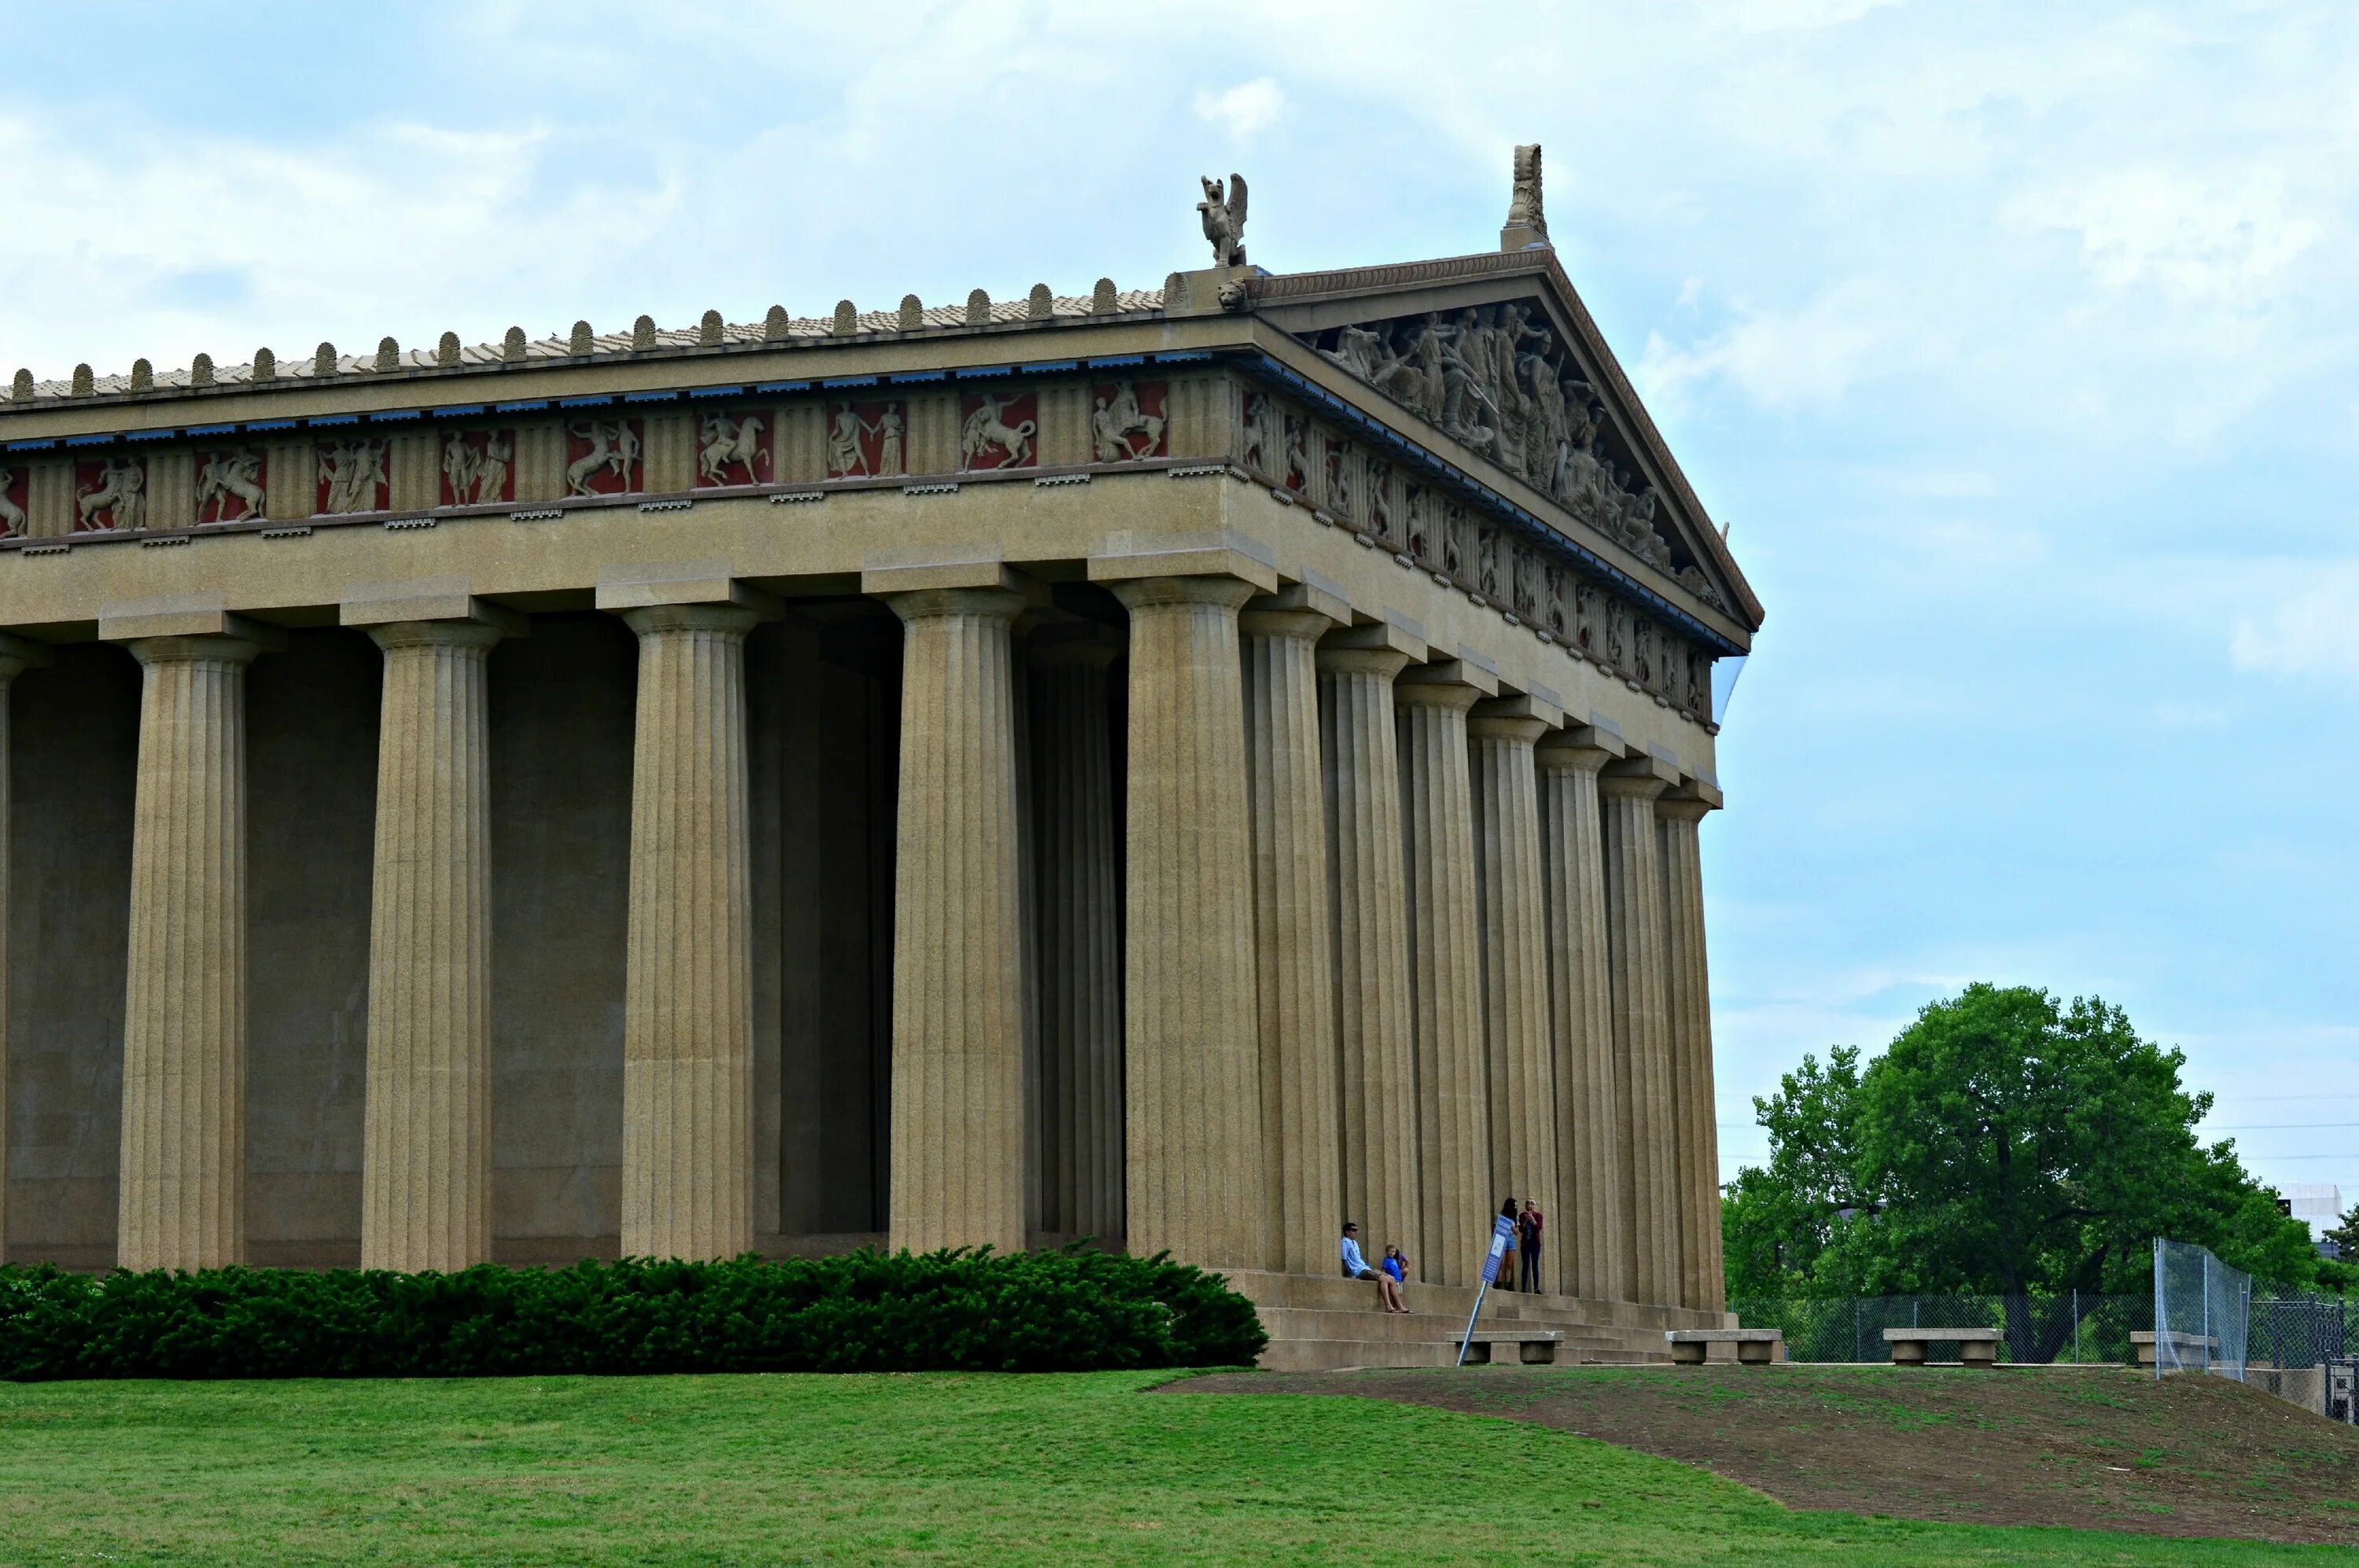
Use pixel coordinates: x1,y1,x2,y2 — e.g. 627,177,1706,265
1198,173,1248,267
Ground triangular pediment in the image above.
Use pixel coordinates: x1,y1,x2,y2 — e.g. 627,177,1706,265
1250,253,1760,632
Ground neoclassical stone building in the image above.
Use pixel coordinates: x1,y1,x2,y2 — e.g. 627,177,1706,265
0,152,1758,1352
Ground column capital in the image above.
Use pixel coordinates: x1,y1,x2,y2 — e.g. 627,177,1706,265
1318,617,1426,680
340,577,528,639
1395,657,1498,709
1658,778,1724,821
1240,578,1350,642
0,631,51,682
1087,529,1279,595
881,585,1029,625
1468,693,1559,742
618,602,763,640
121,631,273,668
364,618,511,656
1599,751,1680,801
1536,722,1628,775
1108,575,1259,613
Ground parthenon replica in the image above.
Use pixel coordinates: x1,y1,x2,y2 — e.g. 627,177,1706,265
0,149,1760,1364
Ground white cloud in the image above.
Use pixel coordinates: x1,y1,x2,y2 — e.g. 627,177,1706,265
2228,561,2359,683
2005,167,2323,304
1192,78,1284,142
1635,282,1892,414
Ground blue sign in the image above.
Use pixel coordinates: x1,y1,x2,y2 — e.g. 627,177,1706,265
1479,1214,1515,1285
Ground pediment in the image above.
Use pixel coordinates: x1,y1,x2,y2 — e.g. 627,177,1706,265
1252,256,1759,631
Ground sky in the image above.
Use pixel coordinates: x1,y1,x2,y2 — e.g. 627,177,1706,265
2,1,2351,1213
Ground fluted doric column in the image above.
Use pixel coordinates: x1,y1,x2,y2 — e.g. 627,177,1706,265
1029,621,1124,1246
351,607,517,1272
1107,571,1265,1268
0,635,47,1263
884,583,1029,1255
1536,727,1628,1302
1599,756,1681,1307
1317,624,1422,1278
1469,695,1559,1294
617,602,760,1261
112,625,269,1271
1658,786,1725,1311
1241,586,1345,1274
1396,661,1492,1286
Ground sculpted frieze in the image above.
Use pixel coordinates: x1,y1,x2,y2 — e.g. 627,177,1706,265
317,438,388,515
698,413,771,488
442,430,516,506
0,465,25,537
75,456,145,531
1090,380,1167,462
565,420,643,498
194,449,266,525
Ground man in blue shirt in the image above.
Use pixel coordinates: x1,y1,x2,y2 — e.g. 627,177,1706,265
1340,1221,1378,1280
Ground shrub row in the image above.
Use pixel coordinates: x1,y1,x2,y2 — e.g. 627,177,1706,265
0,1246,1267,1381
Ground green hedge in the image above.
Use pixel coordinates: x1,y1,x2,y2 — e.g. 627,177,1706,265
0,1246,1267,1381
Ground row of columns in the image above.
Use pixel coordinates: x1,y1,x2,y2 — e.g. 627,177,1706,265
73,584,765,1274
15,556,1719,1312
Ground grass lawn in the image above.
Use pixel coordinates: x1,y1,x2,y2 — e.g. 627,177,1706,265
0,1369,2347,1565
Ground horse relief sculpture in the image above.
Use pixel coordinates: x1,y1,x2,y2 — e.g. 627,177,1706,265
1089,381,1165,462
194,450,266,524
698,413,769,486
565,421,642,497
959,392,1036,470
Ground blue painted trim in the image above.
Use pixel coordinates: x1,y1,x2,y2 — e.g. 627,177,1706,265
754,380,811,395
821,374,880,388
495,400,550,413
432,404,487,418
951,363,1014,379
687,385,743,399
309,414,360,427
1150,349,1214,364
367,409,423,422
1087,353,1146,368
623,389,679,404
185,423,237,437
1018,359,1080,374
886,370,948,385
64,433,116,447
3,439,55,451
247,418,297,432
556,396,613,410
126,429,178,443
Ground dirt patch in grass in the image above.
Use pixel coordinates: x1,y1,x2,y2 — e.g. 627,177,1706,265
1170,1364,2359,1548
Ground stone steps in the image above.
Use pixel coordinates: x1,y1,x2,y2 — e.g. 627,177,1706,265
1231,1271,1702,1371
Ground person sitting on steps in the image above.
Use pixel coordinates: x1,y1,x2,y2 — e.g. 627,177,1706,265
1341,1221,1404,1311
1379,1243,1410,1314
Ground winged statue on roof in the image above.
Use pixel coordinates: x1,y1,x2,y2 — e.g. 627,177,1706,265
1198,173,1248,267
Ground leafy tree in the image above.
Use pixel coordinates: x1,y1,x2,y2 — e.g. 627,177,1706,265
1724,984,2331,1358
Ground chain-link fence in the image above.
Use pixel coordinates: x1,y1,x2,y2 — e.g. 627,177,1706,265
1729,1292,2152,1365
2154,1239,2250,1381
1732,1260,2357,1422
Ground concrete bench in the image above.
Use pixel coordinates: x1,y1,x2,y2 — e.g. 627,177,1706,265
2129,1331,2218,1370
1456,1331,1562,1365
1666,1328,1784,1365
1883,1327,2001,1367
